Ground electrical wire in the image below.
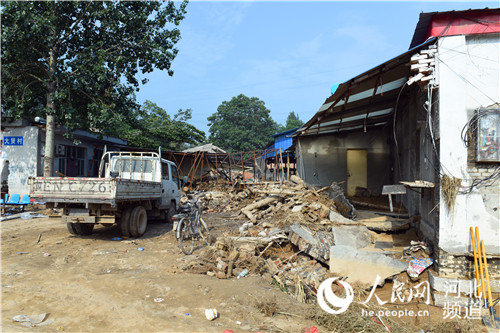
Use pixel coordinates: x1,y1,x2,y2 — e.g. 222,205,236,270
460,107,500,194
437,57,497,105
392,81,408,181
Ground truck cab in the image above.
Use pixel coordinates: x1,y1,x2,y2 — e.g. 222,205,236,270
30,150,181,237
101,151,181,222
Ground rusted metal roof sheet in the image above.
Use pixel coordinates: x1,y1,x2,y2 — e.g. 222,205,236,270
295,38,437,137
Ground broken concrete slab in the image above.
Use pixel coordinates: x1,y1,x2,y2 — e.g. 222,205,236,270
362,220,410,232
332,225,374,249
328,183,356,219
288,224,333,264
329,210,355,224
329,245,407,286
289,223,318,245
355,210,410,232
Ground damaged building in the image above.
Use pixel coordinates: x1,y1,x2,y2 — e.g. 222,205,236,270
294,8,500,299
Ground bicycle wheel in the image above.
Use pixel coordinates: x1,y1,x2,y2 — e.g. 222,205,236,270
198,217,210,245
178,218,194,255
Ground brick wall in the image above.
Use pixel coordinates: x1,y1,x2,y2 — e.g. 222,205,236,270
436,248,500,280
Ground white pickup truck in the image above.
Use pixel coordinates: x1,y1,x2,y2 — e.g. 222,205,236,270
29,150,181,237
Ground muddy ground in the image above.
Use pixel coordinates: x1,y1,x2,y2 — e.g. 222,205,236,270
1,210,330,333
0,208,489,333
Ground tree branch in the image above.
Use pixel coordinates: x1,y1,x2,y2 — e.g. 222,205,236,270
22,72,46,85
54,2,91,48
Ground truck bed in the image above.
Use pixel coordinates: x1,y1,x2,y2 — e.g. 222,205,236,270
29,177,162,205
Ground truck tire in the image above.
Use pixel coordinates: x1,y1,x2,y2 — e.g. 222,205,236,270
165,201,177,224
129,206,147,237
120,207,132,237
67,222,94,235
67,223,78,235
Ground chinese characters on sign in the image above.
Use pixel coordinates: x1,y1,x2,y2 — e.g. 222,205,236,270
361,275,431,306
442,279,482,320
318,275,483,320
3,136,23,146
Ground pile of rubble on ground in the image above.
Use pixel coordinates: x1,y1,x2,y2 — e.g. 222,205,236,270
178,176,433,303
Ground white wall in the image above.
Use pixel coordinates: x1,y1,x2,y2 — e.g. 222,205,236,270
1,126,40,195
437,34,500,255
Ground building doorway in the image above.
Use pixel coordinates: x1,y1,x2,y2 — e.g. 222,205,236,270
347,149,367,196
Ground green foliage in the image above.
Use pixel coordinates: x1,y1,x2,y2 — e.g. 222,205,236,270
207,94,278,152
116,100,205,151
284,111,304,131
1,1,187,138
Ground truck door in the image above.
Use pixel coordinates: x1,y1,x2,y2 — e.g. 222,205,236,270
160,162,172,209
170,164,181,206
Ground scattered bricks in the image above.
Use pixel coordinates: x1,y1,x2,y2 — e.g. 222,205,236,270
237,243,256,254
228,250,240,261
215,241,229,251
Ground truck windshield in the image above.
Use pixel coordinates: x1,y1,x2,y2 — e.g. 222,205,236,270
111,159,152,173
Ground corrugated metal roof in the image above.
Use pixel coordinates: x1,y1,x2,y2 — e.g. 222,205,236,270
271,127,300,138
295,37,437,137
183,143,226,153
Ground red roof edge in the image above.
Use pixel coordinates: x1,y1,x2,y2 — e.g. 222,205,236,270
410,8,500,49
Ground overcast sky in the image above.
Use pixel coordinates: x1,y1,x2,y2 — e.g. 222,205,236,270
136,1,499,137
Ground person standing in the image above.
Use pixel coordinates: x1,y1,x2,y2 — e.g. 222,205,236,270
1,160,9,214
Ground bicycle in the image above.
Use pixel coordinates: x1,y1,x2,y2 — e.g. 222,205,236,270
174,195,210,255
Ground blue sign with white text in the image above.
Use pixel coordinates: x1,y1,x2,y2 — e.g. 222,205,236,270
3,136,23,146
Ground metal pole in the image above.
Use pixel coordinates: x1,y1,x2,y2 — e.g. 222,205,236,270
241,152,244,185
253,152,257,183
215,153,219,186
274,149,277,182
229,153,233,187
287,153,290,181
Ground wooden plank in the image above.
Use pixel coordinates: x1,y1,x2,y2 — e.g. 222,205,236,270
400,180,435,188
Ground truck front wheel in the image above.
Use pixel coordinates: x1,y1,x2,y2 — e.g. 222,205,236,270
165,201,177,224
67,222,94,235
129,206,147,237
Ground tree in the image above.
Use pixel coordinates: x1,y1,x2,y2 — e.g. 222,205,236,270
283,111,304,131
1,1,187,176
117,100,205,151
207,94,278,152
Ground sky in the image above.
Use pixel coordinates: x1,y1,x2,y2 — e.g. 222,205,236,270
136,1,499,138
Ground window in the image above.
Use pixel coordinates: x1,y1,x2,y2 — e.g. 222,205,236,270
111,159,152,173
57,145,86,176
171,165,180,187
477,111,500,162
162,163,170,180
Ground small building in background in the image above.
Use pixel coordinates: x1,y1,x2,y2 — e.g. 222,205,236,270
1,117,127,196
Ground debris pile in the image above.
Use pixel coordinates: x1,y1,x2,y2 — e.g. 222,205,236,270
179,176,433,303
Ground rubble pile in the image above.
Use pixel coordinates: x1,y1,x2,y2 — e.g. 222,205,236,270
178,176,433,304
203,175,346,230
176,236,329,303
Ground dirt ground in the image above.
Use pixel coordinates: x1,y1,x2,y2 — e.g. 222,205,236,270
1,212,322,333
0,208,492,333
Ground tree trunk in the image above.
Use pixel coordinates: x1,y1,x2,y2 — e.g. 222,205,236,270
43,113,55,177
43,50,57,177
